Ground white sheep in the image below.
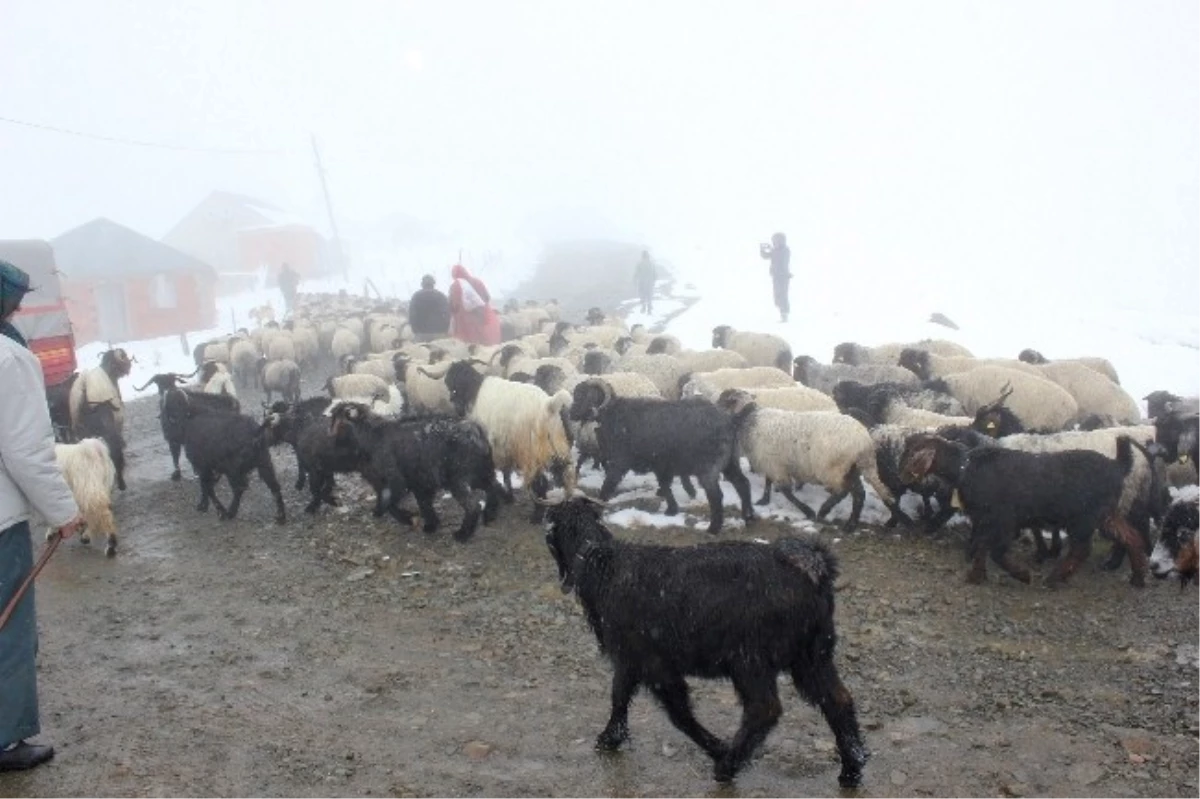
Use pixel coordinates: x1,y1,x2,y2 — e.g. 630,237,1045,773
344,355,396,385
834,339,973,366
327,373,390,400
712,325,792,372
1018,348,1121,384
898,349,1044,382
330,327,362,362
717,389,900,531
436,361,576,518
266,333,297,363
229,339,260,389
933,365,1079,433
259,358,301,404
325,384,405,419
792,355,919,394
614,353,690,399
394,357,456,414
743,385,839,413
54,437,118,556
674,348,750,375
1033,361,1140,426
679,366,796,402
645,334,683,355
203,339,231,365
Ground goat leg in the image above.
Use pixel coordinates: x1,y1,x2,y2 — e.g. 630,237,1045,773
794,665,869,789
449,483,480,542
1046,527,1091,587
654,471,680,516
700,476,725,534
196,471,216,513
257,456,287,525
679,475,697,499
722,461,757,523
840,476,866,532
169,441,183,482
715,673,782,783
648,674,727,762
415,492,440,534
1106,514,1148,588
780,485,817,519
529,472,552,523
756,478,773,506
500,469,516,503
596,665,639,752
222,475,249,521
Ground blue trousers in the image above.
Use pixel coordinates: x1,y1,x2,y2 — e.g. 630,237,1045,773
0,521,40,747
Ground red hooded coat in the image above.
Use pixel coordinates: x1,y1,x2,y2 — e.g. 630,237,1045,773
448,264,501,345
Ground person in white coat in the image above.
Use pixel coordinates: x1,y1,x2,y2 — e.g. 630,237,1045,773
0,259,84,772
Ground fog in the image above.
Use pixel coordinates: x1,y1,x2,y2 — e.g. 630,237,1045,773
1,0,1196,310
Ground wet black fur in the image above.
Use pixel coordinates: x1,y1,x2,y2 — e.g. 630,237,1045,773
568,384,755,534
160,386,240,481
329,402,502,540
542,497,868,787
169,402,286,525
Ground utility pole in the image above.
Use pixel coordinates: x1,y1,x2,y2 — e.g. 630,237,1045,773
311,134,348,281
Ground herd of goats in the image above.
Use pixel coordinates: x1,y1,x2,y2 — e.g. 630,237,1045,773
34,290,1199,787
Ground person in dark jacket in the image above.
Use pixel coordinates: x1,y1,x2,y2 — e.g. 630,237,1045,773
634,250,656,314
408,275,451,343
278,263,300,315
0,260,84,772
759,232,792,322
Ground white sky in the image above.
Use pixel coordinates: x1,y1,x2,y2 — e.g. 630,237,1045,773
1,0,1196,310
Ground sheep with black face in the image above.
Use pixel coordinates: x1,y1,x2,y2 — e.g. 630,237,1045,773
1149,488,1198,585
542,495,868,788
435,359,575,521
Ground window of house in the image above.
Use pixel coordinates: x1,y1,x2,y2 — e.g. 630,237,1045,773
151,273,177,309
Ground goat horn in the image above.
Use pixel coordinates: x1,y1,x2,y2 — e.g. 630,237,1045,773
132,378,154,392
416,367,440,379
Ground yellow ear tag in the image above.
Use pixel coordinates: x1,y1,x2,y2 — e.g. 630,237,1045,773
951,489,964,509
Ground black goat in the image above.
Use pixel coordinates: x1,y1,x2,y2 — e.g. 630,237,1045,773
166,400,286,524
832,379,966,419
46,372,79,443
328,402,503,539
159,382,239,481
542,496,868,787
1154,408,1199,474
899,433,1146,587
569,381,755,534
264,396,365,514
1149,491,1198,585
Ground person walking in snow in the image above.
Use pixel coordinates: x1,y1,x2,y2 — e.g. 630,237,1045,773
277,263,300,316
633,250,656,314
408,274,451,343
759,232,792,322
0,259,85,772
448,264,501,346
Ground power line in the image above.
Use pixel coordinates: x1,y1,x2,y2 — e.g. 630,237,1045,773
0,114,277,154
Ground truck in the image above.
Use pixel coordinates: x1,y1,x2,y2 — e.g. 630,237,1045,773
1,239,78,388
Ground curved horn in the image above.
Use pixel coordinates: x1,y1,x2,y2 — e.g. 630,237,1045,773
182,365,201,378
594,378,615,410
416,367,441,380
132,377,155,392
576,494,608,508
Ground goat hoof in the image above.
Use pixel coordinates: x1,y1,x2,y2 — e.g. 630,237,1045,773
594,730,626,752
713,758,738,784
1014,570,1032,584
275,515,287,526
664,507,679,517
964,570,986,585
79,531,91,545
1129,573,1146,589
754,497,770,507
104,544,116,558
170,471,182,482
838,768,864,789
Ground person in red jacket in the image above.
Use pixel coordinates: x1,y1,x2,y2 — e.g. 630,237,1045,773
447,264,501,345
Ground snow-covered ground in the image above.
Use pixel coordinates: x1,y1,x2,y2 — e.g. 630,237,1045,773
79,250,1199,530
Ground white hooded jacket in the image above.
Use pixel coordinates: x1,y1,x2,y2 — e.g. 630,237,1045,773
0,333,78,532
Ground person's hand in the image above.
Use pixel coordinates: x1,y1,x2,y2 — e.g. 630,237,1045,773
55,515,86,540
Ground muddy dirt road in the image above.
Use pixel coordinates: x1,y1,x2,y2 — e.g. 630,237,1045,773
3,389,1197,798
